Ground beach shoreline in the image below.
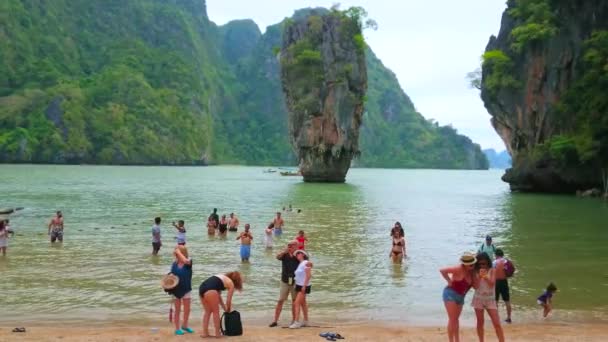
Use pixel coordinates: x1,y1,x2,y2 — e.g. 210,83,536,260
1,322,606,341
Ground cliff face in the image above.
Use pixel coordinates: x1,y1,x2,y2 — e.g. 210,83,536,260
481,0,608,192
280,10,367,182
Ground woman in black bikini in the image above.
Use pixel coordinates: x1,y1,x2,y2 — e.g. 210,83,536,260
218,215,228,236
389,229,406,263
199,272,243,338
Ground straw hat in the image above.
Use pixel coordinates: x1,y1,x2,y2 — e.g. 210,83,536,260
161,274,179,290
460,252,477,266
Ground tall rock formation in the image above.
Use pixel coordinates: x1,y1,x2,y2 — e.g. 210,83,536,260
481,0,608,192
279,9,367,182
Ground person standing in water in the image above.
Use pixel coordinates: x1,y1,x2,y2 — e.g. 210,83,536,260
389,229,406,263
269,241,299,328
264,223,274,249
272,212,284,237
440,252,476,342
152,217,162,256
173,220,187,245
228,212,239,232
236,224,253,262
294,230,308,250
478,235,496,262
48,210,64,243
170,246,194,335
218,214,228,236
472,252,505,342
0,220,8,256
199,272,243,338
493,249,512,323
207,208,219,235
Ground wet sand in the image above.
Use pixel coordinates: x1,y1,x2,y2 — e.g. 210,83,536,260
1,322,606,341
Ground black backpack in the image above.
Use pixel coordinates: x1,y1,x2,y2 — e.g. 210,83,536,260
221,310,243,336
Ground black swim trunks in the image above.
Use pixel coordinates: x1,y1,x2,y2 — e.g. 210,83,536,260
228,227,238,232
495,279,510,302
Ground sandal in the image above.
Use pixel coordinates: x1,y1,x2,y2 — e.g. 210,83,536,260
12,327,26,333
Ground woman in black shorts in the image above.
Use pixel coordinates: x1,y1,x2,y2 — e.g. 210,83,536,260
199,272,243,337
289,250,312,329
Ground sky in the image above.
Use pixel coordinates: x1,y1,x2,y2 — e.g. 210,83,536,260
207,0,508,151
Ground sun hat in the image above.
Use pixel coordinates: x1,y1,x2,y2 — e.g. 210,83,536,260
460,252,477,266
294,250,308,258
161,274,179,290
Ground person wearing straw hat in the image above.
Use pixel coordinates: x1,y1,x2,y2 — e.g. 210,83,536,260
289,250,313,329
440,252,477,342
168,245,194,336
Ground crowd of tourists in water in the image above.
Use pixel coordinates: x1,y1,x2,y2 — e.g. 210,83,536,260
0,208,558,341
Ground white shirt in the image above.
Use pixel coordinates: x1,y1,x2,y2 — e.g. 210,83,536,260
294,260,311,286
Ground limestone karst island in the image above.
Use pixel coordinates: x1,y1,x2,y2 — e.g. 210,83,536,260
1,1,607,341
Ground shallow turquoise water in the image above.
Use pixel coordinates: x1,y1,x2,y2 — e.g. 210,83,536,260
0,165,607,325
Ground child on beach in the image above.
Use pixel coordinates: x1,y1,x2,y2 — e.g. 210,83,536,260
295,230,308,250
264,223,274,248
537,283,557,317
172,220,186,245
0,220,8,256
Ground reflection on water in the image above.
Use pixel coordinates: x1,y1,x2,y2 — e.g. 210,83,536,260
0,165,607,325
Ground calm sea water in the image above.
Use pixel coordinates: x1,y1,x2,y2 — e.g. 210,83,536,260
1,165,607,325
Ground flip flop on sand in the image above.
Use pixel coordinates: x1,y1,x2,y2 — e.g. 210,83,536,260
12,327,26,333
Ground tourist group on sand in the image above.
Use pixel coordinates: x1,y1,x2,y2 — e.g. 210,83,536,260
1,208,558,341
440,235,558,342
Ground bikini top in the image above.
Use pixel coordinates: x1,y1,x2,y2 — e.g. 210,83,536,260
392,238,403,246
450,278,472,296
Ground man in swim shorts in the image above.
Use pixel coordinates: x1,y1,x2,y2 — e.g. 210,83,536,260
48,210,64,243
272,212,284,236
228,212,239,232
494,248,512,323
269,241,299,327
236,224,253,262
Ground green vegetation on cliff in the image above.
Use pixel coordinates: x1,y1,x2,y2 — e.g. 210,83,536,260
0,1,487,169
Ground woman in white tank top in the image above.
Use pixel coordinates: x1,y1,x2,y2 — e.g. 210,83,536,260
289,250,312,329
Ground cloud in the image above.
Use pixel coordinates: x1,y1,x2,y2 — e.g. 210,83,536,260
207,0,507,150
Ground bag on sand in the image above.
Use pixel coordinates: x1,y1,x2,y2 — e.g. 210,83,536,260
221,310,243,336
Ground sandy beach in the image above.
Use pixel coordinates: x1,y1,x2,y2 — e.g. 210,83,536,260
1,322,606,341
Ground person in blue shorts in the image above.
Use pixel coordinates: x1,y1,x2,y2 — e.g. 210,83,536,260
236,224,253,262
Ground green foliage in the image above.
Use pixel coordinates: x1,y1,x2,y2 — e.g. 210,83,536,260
482,50,520,95
547,30,608,171
508,0,557,52
0,2,486,169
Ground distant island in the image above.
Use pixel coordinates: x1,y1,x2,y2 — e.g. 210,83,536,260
483,149,511,169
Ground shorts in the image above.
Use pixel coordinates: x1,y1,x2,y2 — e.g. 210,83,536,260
228,227,238,232
537,300,546,306
495,279,510,302
443,287,465,305
274,228,282,236
0,238,7,248
176,291,192,300
152,242,161,253
472,294,497,310
295,285,311,294
50,230,63,242
279,281,296,301
240,245,251,259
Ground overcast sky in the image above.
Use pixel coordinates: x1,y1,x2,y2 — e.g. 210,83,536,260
207,0,507,150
